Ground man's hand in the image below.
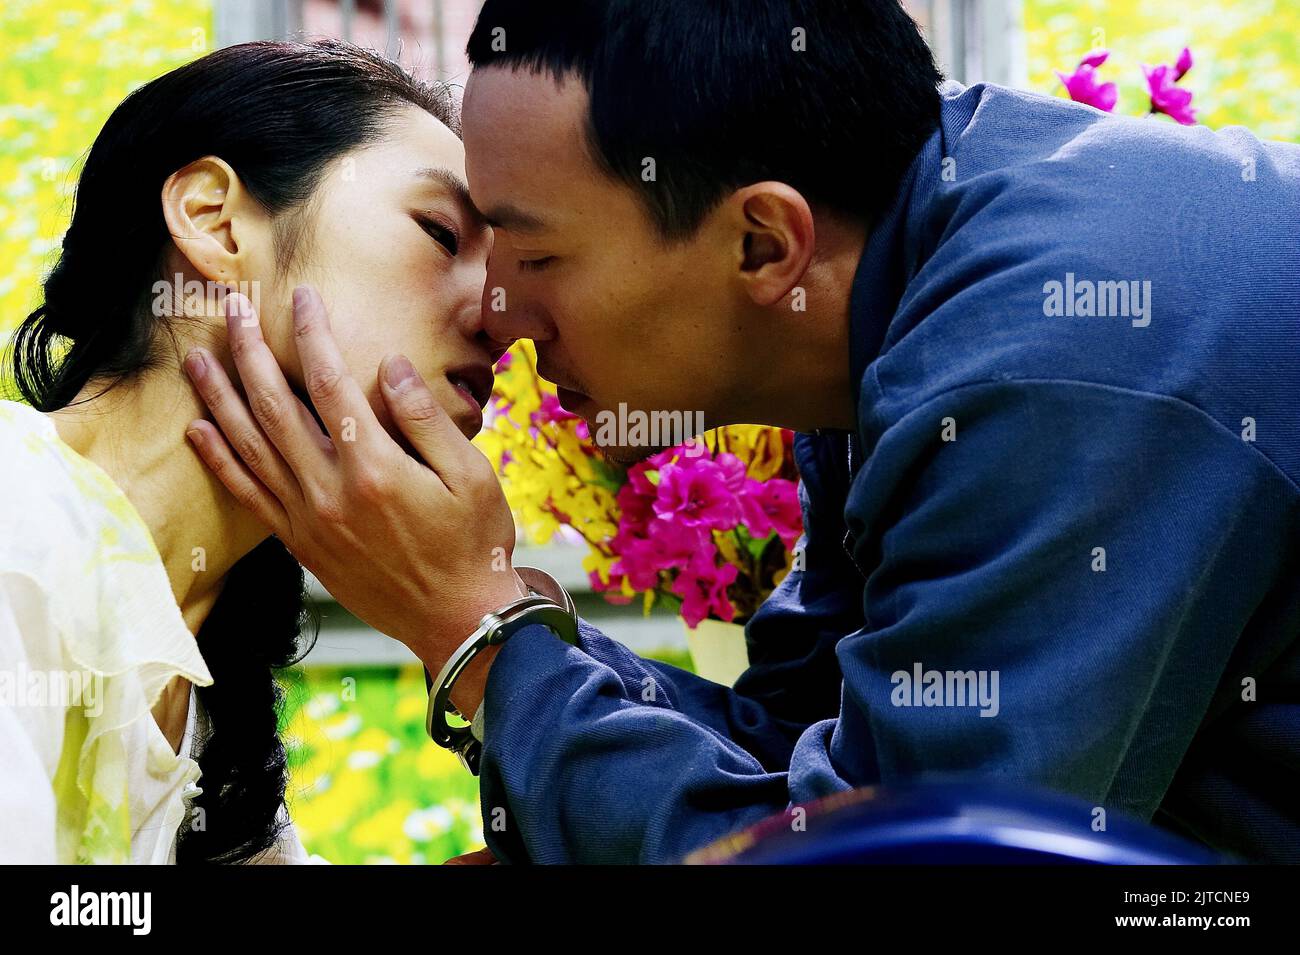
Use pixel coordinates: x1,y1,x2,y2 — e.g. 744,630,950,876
443,847,497,865
183,287,524,715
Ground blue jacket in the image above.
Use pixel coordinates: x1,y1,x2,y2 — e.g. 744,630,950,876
478,82,1300,863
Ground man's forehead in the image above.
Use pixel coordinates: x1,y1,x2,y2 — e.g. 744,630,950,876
464,65,590,145
463,67,605,233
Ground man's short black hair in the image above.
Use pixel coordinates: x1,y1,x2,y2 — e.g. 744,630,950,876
467,0,943,240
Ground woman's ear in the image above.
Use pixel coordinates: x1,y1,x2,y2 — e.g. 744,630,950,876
730,182,816,308
160,156,260,285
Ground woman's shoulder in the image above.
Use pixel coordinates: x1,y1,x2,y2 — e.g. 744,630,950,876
0,398,66,489
0,398,209,682
0,400,161,580
0,400,97,576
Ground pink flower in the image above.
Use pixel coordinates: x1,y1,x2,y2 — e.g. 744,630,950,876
589,567,633,604
1142,49,1196,125
614,480,656,536
653,457,742,530
531,392,579,427
614,520,703,590
1080,49,1110,70
1055,50,1118,112
494,352,512,371
713,452,748,493
602,445,802,624
645,448,678,470
672,551,738,628
739,478,803,549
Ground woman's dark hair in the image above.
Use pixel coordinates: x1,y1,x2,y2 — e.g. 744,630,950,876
6,39,457,864
468,0,943,240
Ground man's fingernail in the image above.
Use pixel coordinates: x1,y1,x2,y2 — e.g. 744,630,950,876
384,355,417,390
226,293,256,328
185,428,203,447
184,349,208,380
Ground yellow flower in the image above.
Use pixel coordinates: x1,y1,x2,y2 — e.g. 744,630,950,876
415,739,465,781
351,799,419,856
724,425,789,481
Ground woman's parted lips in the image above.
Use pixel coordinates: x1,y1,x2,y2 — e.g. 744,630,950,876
445,361,495,409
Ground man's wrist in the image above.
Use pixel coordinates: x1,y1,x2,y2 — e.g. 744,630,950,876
447,641,500,718
422,567,579,770
421,566,575,739
409,570,525,678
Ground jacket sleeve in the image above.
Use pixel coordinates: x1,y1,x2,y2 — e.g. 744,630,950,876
479,380,1292,863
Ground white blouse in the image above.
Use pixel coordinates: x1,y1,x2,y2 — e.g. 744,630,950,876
0,399,323,864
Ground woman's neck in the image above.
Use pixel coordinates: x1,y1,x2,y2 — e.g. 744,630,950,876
48,368,270,637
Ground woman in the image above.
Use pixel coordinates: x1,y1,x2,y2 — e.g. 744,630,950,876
0,39,500,863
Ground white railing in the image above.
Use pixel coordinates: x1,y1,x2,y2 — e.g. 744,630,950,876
302,541,689,666
910,0,1027,87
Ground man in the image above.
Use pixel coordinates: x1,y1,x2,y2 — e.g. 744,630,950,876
184,0,1300,863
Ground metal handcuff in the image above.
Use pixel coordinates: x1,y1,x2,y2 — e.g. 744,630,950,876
423,566,578,774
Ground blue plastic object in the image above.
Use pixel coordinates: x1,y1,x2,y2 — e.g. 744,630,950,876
687,778,1228,864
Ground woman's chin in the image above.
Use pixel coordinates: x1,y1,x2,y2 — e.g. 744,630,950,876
451,413,482,440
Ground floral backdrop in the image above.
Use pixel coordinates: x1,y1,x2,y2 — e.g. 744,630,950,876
2,0,1297,863
0,0,214,378
1024,0,1300,141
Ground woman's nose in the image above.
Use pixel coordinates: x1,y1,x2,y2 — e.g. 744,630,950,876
482,331,514,365
458,272,514,359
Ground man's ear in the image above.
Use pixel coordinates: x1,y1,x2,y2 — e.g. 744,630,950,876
160,156,256,284
729,182,816,308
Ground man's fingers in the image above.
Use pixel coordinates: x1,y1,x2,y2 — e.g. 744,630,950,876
184,346,301,503
185,419,291,535
442,847,496,865
225,292,333,473
380,354,472,489
290,286,384,456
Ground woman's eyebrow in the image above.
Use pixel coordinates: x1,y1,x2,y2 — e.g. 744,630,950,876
414,166,490,235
